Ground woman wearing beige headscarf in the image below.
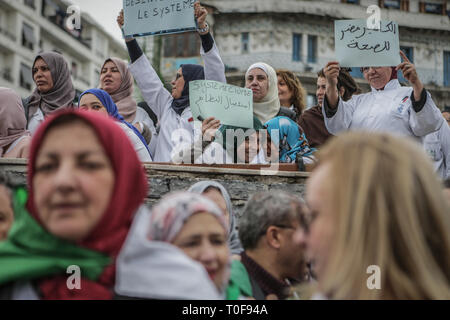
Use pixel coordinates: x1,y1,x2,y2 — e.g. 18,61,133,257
100,58,155,147
26,52,75,135
0,88,31,158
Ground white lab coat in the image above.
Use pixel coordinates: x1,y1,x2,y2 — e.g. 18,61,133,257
117,122,152,163
322,79,444,139
129,42,226,162
423,122,450,180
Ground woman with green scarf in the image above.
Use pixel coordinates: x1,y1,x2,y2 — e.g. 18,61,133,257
0,109,148,299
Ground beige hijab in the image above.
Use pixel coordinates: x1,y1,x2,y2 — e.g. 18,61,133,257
0,88,30,157
246,62,280,124
100,58,137,123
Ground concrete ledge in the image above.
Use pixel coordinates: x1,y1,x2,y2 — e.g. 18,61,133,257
0,159,309,216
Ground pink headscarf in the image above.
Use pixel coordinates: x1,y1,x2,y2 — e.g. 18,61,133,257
147,192,228,243
0,88,30,157
100,58,137,123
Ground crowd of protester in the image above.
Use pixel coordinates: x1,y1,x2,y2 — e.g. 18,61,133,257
0,2,449,300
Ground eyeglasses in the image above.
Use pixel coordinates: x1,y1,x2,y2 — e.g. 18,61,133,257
360,66,382,73
174,73,183,81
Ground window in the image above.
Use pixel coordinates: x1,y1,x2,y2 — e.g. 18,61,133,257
20,63,33,90
380,0,410,10
292,34,302,62
341,0,359,4
398,46,414,83
350,67,364,79
444,51,450,87
419,1,447,15
241,32,249,54
306,94,317,109
22,23,36,50
24,0,35,9
163,33,200,58
71,62,78,79
307,35,317,63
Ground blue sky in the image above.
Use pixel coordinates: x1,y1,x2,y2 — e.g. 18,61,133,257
68,0,124,43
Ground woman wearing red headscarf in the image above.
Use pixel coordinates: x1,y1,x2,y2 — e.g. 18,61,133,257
322,51,444,139
0,109,148,299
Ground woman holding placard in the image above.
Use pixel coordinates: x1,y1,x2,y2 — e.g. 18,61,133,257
322,52,444,138
117,2,226,162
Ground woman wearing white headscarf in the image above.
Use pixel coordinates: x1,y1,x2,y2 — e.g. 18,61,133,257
188,181,243,255
245,62,296,124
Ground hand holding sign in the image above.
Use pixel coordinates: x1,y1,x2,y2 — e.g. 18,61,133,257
194,2,208,33
335,19,400,67
190,80,254,129
202,117,221,142
123,0,197,38
323,61,340,88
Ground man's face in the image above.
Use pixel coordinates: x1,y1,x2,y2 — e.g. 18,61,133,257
316,77,326,106
277,210,309,281
362,66,392,90
442,112,450,127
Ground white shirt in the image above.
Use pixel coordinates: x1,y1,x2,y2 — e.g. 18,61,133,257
423,122,450,180
117,122,152,162
27,108,44,135
323,79,444,138
129,41,226,162
132,107,157,157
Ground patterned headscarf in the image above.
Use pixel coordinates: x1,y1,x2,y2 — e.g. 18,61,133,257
147,192,227,243
188,181,243,255
265,116,316,163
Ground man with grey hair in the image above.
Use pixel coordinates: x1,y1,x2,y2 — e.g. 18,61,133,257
231,191,309,300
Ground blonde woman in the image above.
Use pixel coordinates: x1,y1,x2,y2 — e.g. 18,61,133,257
302,131,450,299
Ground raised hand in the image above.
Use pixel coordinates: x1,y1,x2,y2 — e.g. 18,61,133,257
396,51,423,100
323,61,340,87
117,9,124,29
194,1,208,34
396,51,419,86
323,61,340,108
202,117,221,142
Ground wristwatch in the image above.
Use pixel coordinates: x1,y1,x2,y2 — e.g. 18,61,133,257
197,23,209,34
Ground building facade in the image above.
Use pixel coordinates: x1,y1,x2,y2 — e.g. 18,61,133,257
0,0,127,99
157,0,450,109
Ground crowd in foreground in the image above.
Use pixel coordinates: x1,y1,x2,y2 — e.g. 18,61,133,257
0,2,449,299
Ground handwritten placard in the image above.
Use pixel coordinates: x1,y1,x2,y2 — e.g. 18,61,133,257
335,19,400,67
123,0,196,38
189,80,254,129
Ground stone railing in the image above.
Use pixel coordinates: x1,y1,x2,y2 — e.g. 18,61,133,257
0,159,309,217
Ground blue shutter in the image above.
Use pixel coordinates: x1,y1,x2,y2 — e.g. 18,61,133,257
444,51,450,87
398,46,414,83
307,35,317,63
292,34,302,61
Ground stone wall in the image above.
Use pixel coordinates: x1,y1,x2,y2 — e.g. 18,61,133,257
0,159,309,219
